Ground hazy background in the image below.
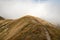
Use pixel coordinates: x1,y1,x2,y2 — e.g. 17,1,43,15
0,0,60,26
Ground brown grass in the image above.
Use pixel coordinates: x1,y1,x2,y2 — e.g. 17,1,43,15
0,15,60,40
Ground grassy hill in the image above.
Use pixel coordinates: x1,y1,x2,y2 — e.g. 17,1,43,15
0,15,60,40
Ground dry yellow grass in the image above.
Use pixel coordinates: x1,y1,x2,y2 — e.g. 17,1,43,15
0,15,60,40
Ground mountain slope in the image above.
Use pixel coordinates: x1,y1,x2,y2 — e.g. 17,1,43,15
0,15,60,40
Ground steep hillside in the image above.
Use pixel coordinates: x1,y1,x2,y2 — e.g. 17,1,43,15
0,15,60,40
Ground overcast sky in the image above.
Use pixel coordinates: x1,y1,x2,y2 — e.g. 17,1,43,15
0,0,60,26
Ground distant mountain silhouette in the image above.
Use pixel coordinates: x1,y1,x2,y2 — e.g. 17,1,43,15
0,16,4,20
0,15,60,40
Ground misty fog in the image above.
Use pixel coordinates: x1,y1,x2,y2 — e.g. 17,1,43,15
0,0,60,26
